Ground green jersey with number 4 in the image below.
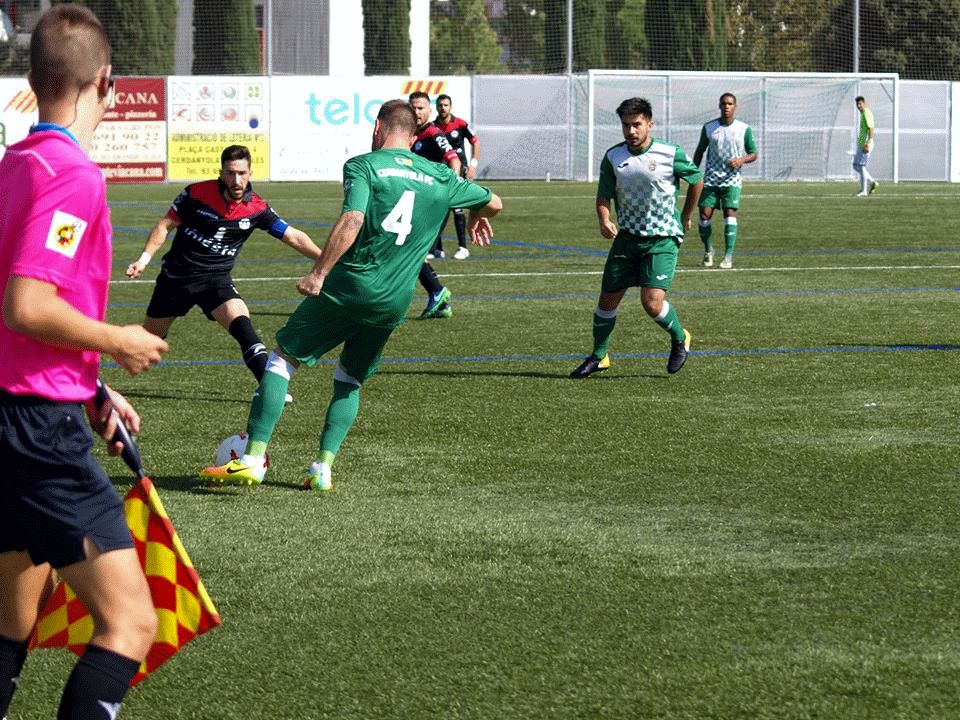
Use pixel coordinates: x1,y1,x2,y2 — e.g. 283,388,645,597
322,147,492,327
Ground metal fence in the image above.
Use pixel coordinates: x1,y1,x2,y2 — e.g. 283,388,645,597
474,71,949,183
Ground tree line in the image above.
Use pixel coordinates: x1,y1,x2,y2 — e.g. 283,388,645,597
430,0,960,81
3,0,955,81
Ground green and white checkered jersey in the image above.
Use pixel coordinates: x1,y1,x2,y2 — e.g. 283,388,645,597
695,118,757,188
322,147,492,328
597,139,703,238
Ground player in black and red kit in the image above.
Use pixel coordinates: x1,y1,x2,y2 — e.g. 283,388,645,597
432,93,481,260
125,145,321,389
409,91,461,318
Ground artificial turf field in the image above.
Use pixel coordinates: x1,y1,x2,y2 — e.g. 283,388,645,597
12,180,960,719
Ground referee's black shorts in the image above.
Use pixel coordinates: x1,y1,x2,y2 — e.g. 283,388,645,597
146,271,242,321
0,392,133,568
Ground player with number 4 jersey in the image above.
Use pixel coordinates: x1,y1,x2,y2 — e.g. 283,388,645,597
321,139,491,327
200,99,502,490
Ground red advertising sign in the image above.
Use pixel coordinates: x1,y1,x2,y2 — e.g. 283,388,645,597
91,77,167,183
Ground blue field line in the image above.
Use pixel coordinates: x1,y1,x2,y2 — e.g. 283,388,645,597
108,220,960,260
106,285,960,310
101,343,960,371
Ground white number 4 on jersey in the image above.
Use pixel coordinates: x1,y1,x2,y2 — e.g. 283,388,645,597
382,190,415,245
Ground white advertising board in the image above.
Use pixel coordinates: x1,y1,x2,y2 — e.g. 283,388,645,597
167,76,270,181
0,78,37,162
270,77,471,181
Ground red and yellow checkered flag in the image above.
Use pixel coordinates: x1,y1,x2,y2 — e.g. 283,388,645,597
30,477,221,686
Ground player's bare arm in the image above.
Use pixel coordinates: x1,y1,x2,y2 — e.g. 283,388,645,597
693,129,708,166
126,215,179,278
727,151,758,170
596,196,617,239
681,179,704,231
467,192,502,245
279,226,323,262
4,276,168,374
297,210,364,296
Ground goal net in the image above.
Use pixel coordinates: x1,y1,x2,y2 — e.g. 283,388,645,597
586,70,898,183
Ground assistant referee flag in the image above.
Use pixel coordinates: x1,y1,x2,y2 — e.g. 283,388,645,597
29,476,221,686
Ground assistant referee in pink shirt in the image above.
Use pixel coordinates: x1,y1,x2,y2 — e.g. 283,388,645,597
0,5,168,719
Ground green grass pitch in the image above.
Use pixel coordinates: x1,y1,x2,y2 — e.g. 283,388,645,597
13,180,960,719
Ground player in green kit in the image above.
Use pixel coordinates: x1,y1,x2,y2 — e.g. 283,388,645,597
693,93,757,269
200,100,502,489
570,97,703,379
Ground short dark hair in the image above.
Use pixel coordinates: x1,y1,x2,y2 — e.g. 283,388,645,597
720,92,737,104
409,91,430,104
855,95,865,103
616,97,653,121
436,93,451,105
378,99,417,136
30,4,111,103
221,145,252,167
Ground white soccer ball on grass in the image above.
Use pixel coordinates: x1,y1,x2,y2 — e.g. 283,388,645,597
215,433,268,467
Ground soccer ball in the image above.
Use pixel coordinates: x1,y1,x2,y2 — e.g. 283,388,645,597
214,432,269,468
215,433,248,465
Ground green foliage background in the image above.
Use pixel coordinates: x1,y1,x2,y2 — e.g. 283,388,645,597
192,0,261,75
363,0,412,75
51,0,177,75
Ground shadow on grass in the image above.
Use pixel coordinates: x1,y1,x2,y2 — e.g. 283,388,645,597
376,368,667,380
116,389,253,405
106,474,267,496
140,474,310,495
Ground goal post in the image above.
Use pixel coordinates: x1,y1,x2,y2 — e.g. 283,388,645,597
586,70,899,184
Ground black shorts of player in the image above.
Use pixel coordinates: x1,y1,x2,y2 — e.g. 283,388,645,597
0,391,133,569
146,270,242,321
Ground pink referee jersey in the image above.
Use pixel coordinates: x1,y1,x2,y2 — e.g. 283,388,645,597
0,128,112,402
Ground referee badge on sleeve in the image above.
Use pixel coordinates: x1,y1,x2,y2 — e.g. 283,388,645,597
45,210,88,259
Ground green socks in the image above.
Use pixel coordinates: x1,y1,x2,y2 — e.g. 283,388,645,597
592,307,618,358
654,300,685,342
701,216,738,255
724,217,738,255
246,370,289,456
698,218,713,251
244,372,360,467
319,380,361,462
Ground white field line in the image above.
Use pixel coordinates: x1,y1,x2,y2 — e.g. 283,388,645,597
110,264,960,285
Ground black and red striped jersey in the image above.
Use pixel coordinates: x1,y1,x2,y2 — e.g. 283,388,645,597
434,115,477,164
411,123,458,166
159,179,289,278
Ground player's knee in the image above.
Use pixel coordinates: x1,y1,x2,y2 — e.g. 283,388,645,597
127,601,158,658
92,596,156,660
641,293,664,317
